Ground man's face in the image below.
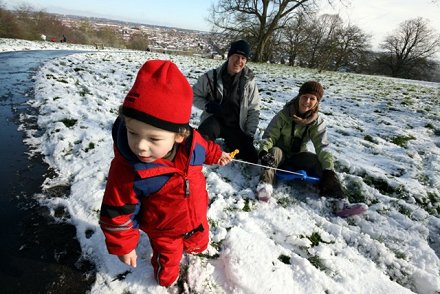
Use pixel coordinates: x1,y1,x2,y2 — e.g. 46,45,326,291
227,54,247,75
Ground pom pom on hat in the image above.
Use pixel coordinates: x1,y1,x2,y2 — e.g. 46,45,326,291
299,81,324,101
227,39,250,59
122,60,193,133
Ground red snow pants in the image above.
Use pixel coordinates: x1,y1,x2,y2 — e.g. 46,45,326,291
149,227,209,287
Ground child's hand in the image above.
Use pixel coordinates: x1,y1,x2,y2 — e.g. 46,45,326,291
118,249,137,268
218,151,232,166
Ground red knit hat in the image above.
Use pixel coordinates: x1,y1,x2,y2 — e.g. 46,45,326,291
122,60,193,132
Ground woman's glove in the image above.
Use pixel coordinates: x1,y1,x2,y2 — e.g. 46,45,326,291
319,170,344,197
259,150,276,167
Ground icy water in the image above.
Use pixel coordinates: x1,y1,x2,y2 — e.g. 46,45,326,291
0,50,94,293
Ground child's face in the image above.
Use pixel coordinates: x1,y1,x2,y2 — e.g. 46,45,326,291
125,118,184,163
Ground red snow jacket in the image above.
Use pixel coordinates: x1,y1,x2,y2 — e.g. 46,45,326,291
100,117,222,255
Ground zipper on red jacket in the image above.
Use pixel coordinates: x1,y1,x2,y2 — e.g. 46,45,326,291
184,178,190,197
183,175,200,239
156,253,162,284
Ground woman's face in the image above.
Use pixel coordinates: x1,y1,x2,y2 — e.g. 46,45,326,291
125,118,184,163
298,93,319,114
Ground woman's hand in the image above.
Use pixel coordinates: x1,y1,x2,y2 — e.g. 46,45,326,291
259,150,276,167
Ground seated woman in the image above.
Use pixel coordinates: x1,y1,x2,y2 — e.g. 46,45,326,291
256,80,367,217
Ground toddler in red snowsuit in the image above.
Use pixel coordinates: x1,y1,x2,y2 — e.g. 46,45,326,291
100,60,232,287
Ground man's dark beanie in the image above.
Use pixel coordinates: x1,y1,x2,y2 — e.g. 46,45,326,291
227,39,250,59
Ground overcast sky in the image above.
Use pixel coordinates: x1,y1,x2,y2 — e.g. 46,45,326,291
4,0,440,50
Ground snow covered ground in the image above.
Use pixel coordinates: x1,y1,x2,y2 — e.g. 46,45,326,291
2,38,440,293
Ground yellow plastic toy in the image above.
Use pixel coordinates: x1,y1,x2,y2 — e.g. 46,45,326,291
229,149,239,158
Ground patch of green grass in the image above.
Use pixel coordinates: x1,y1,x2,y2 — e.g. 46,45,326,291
242,198,252,212
345,180,367,203
416,174,430,185
84,142,95,152
424,123,434,130
363,175,402,196
79,87,91,97
221,177,231,183
428,192,439,203
196,252,220,260
277,196,295,208
304,232,334,247
207,218,218,228
113,270,131,281
308,255,327,271
415,192,440,216
62,145,73,156
390,135,416,147
278,254,291,265
400,98,414,106
376,206,392,216
393,249,407,260
364,135,376,143
209,240,222,252
355,126,364,132
398,205,412,217
61,118,77,128
56,78,69,84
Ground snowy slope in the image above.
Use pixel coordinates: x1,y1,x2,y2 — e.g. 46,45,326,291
2,38,439,293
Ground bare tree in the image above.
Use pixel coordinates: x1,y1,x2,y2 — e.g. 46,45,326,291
126,32,149,51
33,10,68,41
332,22,371,71
278,12,370,71
0,2,22,38
96,26,125,48
307,13,342,70
378,17,440,78
209,0,317,62
279,12,311,66
13,4,39,39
